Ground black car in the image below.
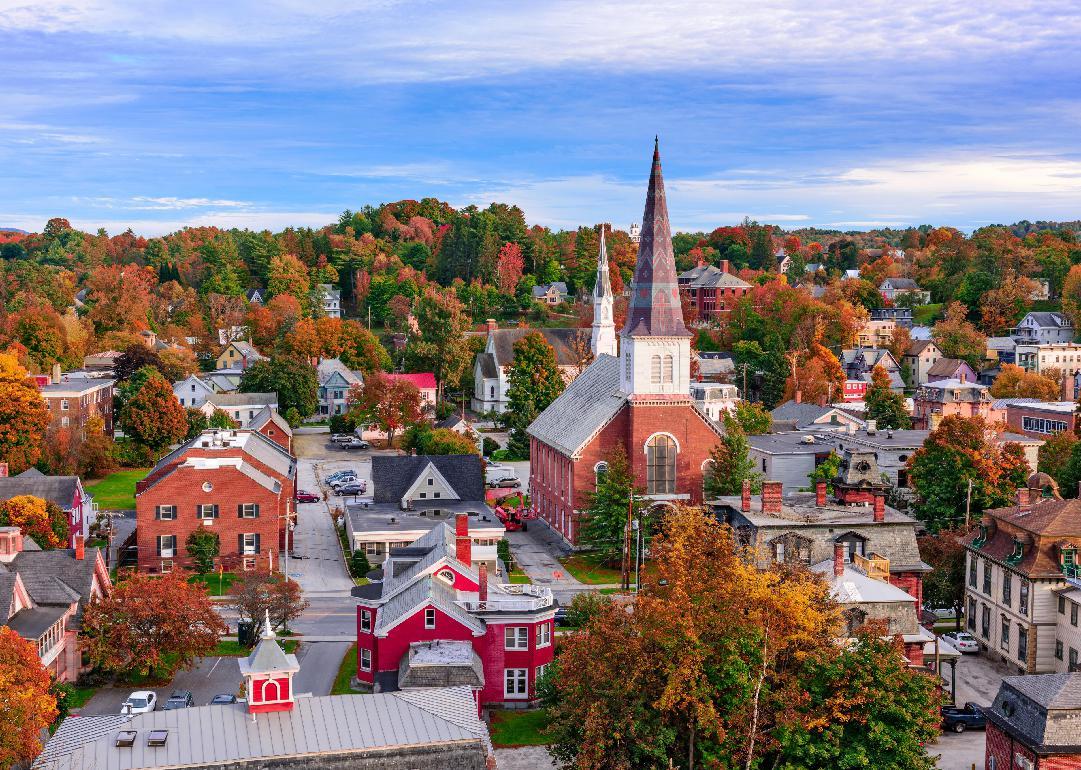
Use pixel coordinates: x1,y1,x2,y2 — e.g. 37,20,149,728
209,694,237,705
941,702,986,733
163,690,194,710
554,606,569,625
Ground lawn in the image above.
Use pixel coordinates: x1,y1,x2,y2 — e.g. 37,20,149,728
912,303,943,326
85,468,150,510
188,572,237,596
331,643,360,695
213,639,298,656
489,709,551,747
560,552,625,585
508,572,532,584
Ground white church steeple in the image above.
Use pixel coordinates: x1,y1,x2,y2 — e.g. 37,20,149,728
591,225,617,358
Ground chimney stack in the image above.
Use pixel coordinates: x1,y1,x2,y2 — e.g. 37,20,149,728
719,259,730,275
1064,372,1075,402
833,541,845,577
873,492,885,522
455,513,472,565
761,481,783,515
478,562,488,605
51,363,61,385
1017,487,1031,514
74,534,85,561
816,480,828,507
794,390,802,404
0,526,23,563
741,479,752,513
486,318,497,334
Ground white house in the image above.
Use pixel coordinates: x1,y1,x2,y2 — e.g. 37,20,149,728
879,277,930,304
319,284,341,319
690,381,740,422
173,375,216,409
471,323,586,414
531,282,569,305
317,358,362,418
201,393,279,427
1012,312,1075,345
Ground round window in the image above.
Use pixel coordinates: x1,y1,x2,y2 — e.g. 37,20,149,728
439,569,455,583
202,481,213,493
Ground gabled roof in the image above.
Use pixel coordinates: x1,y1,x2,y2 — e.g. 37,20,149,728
770,400,864,430
249,405,292,436
376,576,485,635
926,357,972,378
811,561,919,604
318,283,341,301
531,281,568,297
385,372,437,390
483,327,587,368
526,354,626,456
678,264,751,289
906,339,938,356
4,547,105,628
1021,311,1071,329
880,277,921,290
317,358,362,388
205,392,278,408
0,476,81,510
371,455,484,504
223,340,264,360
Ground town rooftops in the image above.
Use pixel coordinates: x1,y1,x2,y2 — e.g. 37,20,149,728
748,433,832,456
317,357,362,387
226,340,264,360
142,429,295,493
828,428,929,450
531,281,568,298
1020,311,1072,329
985,673,1081,753
35,687,490,770
398,640,484,689
204,392,277,407
248,405,292,436
925,357,971,379
880,277,921,290
371,454,485,505
0,541,106,630
967,494,1081,578
0,475,83,509
916,378,990,402
479,327,587,369
526,353,627,456
811,560,922,604
906,340,937,356
678,263,752,289
995,399,1076,415
770,400,864,431
39,377,114,396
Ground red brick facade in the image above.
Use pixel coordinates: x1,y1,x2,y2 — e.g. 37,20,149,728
40,380,114,435
531,399,722,546
987,722,1081,769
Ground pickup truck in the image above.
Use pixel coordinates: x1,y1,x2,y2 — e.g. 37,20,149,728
941,703,986,733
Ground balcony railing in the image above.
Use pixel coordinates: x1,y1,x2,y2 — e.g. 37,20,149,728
456,584,554,612
853,553,890,581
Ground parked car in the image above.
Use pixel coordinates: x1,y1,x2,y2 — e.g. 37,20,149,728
330,433,356,444
493,477,521,489
554,606,568,625
941,703,986,733
121,691,157,714
163,690,194,710
341,437,371,450
924,604,958,620
209,694,237,705
485,465,519,488
325,469,357,484
295,489,320,504
942,631,980,653
329,474,359,489
336,482,367,496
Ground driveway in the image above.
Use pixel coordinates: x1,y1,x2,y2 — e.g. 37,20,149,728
76,654,244,716
292,642,351,696
506,520,581,593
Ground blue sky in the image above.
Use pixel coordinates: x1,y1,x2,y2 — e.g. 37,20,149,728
2,1,1081,236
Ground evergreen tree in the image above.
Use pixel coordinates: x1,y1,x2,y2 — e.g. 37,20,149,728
864,365,912,429
500,332,565,459
704,417,762,497
185,529,220,574
579,447,643,564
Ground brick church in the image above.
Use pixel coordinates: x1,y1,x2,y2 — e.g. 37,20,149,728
528,141,724,546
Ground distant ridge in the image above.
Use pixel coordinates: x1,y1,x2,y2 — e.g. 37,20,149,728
0,227,28,234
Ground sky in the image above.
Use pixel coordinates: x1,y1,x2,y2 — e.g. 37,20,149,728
2,1,1081,237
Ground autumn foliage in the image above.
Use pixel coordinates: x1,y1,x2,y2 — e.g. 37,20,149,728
347,372,424,447
0,352,50,474
0,626,58,766
0,495,69,549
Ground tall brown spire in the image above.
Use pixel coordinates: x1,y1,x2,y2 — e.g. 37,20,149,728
621,139,691,338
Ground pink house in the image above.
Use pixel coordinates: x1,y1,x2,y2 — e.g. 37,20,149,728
912,376,994,430
352,514,556,708
385,372,437,409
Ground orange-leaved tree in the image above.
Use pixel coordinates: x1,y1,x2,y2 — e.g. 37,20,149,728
81,573,227,677
0,495,69,549
989,363,1060,401
118,369,188,459
0,626,58,766
0,351,50,474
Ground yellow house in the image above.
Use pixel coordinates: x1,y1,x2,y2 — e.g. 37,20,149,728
216,341,266,371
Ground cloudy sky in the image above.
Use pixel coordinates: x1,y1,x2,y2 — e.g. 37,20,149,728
2,1,1080,236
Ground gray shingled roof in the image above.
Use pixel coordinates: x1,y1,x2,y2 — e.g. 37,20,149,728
1023,311,1070,329
486,327,586,368
371,455,484,504
770,400,859,430
476,351,499,379
248,405,292,436
376,576,485,635
881,277,920,290
679,263,751,289
3,547,103,631
526,353,625,456
0,476,80,510
398,641,484,689
0,572,17,623
205,392,277,408
316,358,362,388
36,687,489,770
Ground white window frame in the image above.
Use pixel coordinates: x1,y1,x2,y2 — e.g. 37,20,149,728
240,503,258,519
198,504,217,520
360,648,372,671
424,608,436,629
505,626,529,650
536,663,549,682
243,557,256,571
360,609,372,632
60,399,69,411
157,505,176,521
160,559,173,574
504,668,528,699
241,533,257,555
537,622,551,648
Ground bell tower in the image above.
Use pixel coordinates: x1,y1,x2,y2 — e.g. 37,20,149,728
591,224,617,358
239,611,300,713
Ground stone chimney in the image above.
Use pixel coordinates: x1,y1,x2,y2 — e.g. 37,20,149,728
455,513,472,565
51,363,61,385
873,492,885,522
478,561,488,605
761,481,782,515
866,419,877,435
816,480,828,507
1017,487,1031,514
486,318,497,334
959,370,967,384
833,541,845,577
719,259,730,275
74,534,84,561
794,390,802,404
741,479,751,513
0,526,23,563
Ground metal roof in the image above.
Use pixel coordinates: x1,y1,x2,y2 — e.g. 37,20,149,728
526,353,626,456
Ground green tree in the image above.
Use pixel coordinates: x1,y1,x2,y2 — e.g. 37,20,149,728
500,332,565,459
579,447,642,563
704,417,762,497
239,358,318,421
918,527,970,630
118,370,188,459
809,452,842,492
864,365,912,429
185,529,220,575
733,338,788,408
732,401,773,435
349,549,372,578
404,288,472,400
1039,430,1078,496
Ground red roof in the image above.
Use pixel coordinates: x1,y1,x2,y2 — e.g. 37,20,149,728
386,372,437,390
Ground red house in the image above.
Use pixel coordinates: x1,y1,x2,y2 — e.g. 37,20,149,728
352,513,556,708
677,258,752,320
135,429,296,574
527,142,724,546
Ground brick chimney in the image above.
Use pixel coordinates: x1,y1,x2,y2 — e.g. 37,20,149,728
455,513,472,565
486,318,497,334
873,492,885,522
1017,487,1031,514
0,526,23,563
833,541,845,577
761,481,783,515
741,479,751,513
74,534,84,561
794,390,802,404
816,480,827,507
719,259,730,274
478,561,488,605
1064,372,1075,402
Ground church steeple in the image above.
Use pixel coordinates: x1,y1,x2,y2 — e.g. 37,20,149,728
619,139,692,397
590,224,617,358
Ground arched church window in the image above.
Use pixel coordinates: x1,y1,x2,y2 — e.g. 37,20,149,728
646,434,677,495
651,355,662,384
594,461,608,490
662,354,674,383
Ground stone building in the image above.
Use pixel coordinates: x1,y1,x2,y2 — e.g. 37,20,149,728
985,673,1081,769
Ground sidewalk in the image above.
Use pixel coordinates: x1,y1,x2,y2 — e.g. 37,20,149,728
506,521,581,589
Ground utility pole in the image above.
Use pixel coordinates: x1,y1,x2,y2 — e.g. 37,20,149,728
620,493,633,593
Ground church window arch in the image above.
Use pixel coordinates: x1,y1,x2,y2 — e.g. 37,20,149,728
594,461,609,490
645,433,677,495
650,355,662,384
662,354,674,383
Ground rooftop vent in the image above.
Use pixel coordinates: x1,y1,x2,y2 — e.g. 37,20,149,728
801,435,815,444
147,730,169,747
115,731,137,748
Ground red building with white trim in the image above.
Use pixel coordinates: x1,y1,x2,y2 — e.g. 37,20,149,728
352,514,556,708
527,142,724,546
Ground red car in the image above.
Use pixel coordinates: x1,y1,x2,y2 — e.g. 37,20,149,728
295,489,320,503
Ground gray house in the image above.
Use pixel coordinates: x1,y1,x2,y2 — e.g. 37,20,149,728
748,433,835,490
316,358,363,418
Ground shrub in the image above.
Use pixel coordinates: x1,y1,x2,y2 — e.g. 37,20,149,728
349,549,372,578
565,592,611,628
497,538,512,566
482,437,500,456
328,413,354,434
114,438,154,468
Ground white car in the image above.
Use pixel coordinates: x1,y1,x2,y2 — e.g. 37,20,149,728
485,465,518,487
121,691,157,714
942,631,980,653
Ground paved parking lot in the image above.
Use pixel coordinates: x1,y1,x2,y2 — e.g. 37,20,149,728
76,654,244,716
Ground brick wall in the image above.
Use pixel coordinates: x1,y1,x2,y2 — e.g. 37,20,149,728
42,384,114,434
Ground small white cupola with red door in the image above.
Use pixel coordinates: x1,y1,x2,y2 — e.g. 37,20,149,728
238,610,300,713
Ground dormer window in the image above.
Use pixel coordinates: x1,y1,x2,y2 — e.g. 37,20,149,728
1063,547,1078,578
1006,539,1024,565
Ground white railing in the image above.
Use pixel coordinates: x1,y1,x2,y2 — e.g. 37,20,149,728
456,584,554,612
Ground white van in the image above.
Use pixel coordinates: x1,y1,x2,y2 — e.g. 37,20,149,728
485,465,519,487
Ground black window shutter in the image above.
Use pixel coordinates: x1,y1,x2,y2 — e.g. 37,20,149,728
154,505,161,520
212,504,219,519
237,504,243,518
254,533,261,554
237,533,243,553
253,504,260,518
170,535,177,551
156,536,162,556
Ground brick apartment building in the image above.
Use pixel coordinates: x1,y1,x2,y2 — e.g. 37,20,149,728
38,368,114,434
135,429,296,574
1002,401,1078,439
677,258,752,321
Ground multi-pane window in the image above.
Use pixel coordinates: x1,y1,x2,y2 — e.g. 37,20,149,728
1056,639,1064,660
969,557,977,588
1072,603,1078,627
967,598,976,631
504,668,527,698
646,434,677,495
425,609,436,629
198,504,219,520
360,648,371,671
983,560,992,594
239,503,259,518
155,505,176,521
1002,574,1012,607
536,663,549,682
156,534,177,557
1019,580,1030,615
1001,617,1010,651
1071,648,1079,672
981,605,991,638
241,533,258,555
360,610,372,633
505,627,529,650
662,354,674,383
1018,627,1028,662
537,623,551,648
1021,416,1069,434
1060,596,1067,614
